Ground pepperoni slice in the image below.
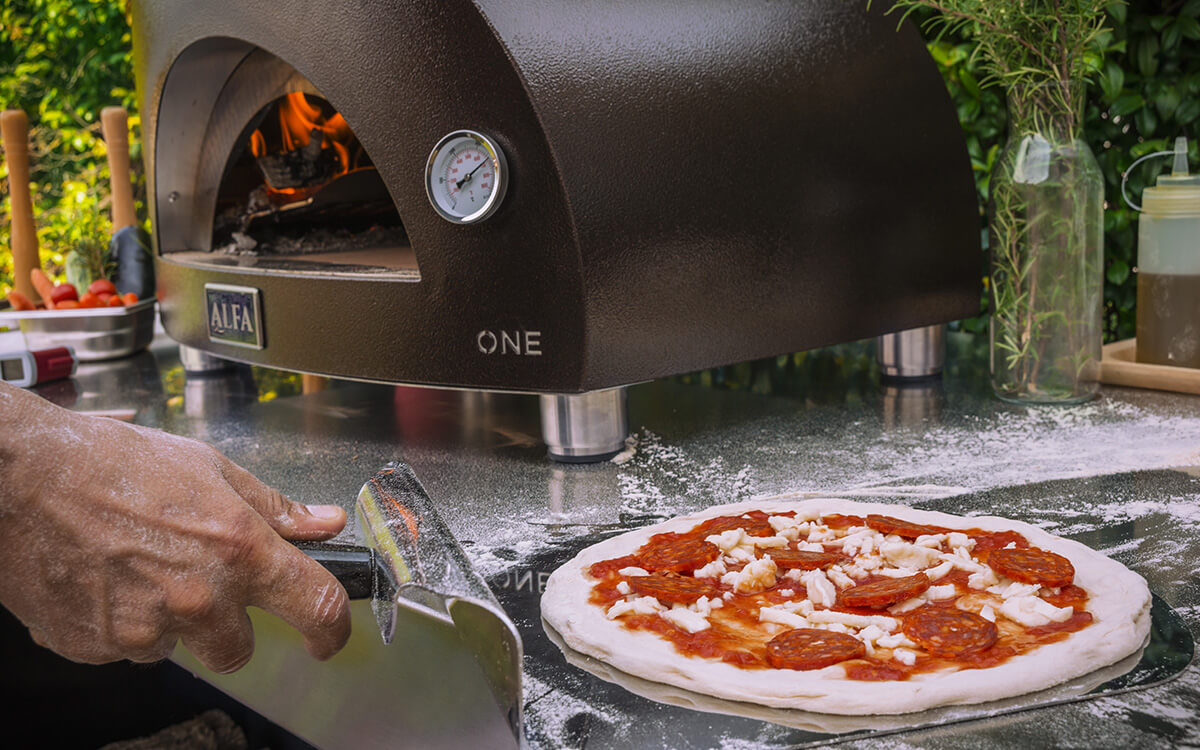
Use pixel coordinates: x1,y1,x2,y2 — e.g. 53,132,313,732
971,530,1029,552
767,548,842,570
627,573,715,604
836,574,931,610
699,514,775,537
639,537,720,573
988,547,1075,587
765,628,866,670
902,606,998,657
866,514,938,539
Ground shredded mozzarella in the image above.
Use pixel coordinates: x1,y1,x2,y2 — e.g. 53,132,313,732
807,526,837,542
706,529,748,553
940,551,986,575
988,580,1042,600
617,566,649,577
807,610,898,631
606,596,664,619
801,568,837,608
662,604,711,633
759,606,810,629
913,533,948,549
880,541,942,569
692,558,727,579
888,597,925,614
926,584,957,600
968,567,1000,589
721,556,778,594
876,566,920,578
876,632,916,649
947,532,975,550
998,596,1073,627
826,566,856,589
924,560,954,581
753,535,791,549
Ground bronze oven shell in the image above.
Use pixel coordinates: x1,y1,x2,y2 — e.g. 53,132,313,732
131,0,981,393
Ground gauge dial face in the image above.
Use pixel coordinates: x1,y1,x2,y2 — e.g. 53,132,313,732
425,130,508,224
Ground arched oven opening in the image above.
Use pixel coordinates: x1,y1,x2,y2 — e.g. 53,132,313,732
209,91,414,276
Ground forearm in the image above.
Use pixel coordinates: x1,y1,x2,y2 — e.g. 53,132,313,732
0,379,350,668
0,381,75,517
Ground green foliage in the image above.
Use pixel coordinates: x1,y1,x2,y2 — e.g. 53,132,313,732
0,0,141,294
893,0,1109,98
926,1,1200,342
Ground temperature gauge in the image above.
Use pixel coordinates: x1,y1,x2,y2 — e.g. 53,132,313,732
425,130,508,224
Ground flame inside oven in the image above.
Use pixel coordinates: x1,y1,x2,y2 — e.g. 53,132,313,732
211,90,411,272
249,92,361,200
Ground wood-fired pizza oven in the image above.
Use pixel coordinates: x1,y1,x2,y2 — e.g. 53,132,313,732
131,0,981,458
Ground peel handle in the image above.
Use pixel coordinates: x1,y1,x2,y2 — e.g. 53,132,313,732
101,106,137,231
1,110,41,303
294,541,379,600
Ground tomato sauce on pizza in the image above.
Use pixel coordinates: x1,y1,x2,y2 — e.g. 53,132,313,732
586,510,1094,681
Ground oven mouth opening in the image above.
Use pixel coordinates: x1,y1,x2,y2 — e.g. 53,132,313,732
189,91,416,279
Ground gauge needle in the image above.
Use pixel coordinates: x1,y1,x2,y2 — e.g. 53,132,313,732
456,160,488,190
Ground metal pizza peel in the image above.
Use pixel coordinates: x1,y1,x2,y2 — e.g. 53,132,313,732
297,462,523,743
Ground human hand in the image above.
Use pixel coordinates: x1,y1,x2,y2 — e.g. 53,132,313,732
0,382,352,673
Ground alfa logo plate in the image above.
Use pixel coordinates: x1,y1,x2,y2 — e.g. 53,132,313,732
205,283,264,350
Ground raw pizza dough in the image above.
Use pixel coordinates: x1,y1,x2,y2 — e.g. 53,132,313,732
540,497,1151,715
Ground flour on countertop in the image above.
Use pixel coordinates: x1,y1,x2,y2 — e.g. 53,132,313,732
523,671,620,750
456,392,1200,750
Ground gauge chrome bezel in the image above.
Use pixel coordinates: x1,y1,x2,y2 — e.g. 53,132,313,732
425,129,508,224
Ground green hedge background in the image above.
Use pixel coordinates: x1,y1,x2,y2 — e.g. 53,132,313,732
1,0,1198,348
0,0,139,292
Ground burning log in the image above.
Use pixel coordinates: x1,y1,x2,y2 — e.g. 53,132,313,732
255,128,341,191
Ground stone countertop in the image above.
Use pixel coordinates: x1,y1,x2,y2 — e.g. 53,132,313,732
36,332,1200,749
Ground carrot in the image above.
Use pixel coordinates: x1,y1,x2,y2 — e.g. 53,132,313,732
56,300,80,309
30,268,56,309
7,290,35,310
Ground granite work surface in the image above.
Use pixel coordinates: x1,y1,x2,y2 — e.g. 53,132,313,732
38,334,1200,749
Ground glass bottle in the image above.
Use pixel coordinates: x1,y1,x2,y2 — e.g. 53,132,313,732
988,81,1104,403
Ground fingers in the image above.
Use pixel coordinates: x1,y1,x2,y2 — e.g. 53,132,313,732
218,454,346,541
180,608,256,674
249,542,351,661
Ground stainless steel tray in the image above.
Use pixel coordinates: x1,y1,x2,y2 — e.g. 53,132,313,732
0,298,156,361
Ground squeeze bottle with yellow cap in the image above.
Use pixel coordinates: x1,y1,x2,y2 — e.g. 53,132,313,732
1124,137,1200,368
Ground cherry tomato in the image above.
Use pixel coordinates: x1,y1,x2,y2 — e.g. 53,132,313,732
121,292,139,305
97,293,114,304
106,295,126,307
88,279,118,296
56,300,81,309
50,284,79,304
78,292,102,308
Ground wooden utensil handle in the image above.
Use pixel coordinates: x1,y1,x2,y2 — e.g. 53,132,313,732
101,106,137,231
1,110,41,302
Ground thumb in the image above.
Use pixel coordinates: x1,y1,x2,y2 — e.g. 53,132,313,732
218,454,346,540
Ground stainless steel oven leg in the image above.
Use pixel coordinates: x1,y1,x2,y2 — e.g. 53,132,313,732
877,324,945,381
539,387,628,463
179,344,232,374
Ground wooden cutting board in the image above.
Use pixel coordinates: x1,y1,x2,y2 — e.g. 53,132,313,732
1100,338,1200,396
